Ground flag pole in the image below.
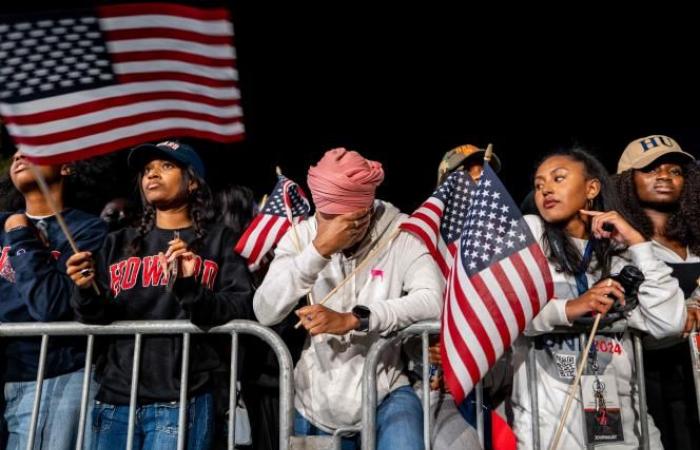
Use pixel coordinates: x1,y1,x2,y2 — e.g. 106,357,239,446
484,143,493,163
28,163,101,295
294,226,402,329
277,166,315,305
549,312,602,450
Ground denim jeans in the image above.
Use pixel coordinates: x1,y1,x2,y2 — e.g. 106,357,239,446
294,385,424,450
4,368,96,450
91,392,213,450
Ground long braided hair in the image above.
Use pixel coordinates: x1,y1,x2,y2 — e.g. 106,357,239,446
535,148,626,277
614,162,700,256
128,164,213,255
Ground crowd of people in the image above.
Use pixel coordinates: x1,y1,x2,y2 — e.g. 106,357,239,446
0,134,698,450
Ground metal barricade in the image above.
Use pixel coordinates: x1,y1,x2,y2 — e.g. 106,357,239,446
0,320,294,450
689,331,700,420
525,322,650,450
360,320,486,450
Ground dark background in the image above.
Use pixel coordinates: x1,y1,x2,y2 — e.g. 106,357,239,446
2,2,699,213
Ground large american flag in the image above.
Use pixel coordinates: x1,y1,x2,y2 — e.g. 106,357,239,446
0,2,243,164
234,175,310,271
441,164,553,403
399,170,475,278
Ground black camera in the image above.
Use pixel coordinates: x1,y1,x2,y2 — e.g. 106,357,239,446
574,265,645,326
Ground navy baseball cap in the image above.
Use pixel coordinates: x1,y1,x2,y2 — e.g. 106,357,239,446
128,140,206,179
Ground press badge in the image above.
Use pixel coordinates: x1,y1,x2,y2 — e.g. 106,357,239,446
581,374,624,444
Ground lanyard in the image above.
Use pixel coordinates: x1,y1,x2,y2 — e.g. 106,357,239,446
574,240,594,296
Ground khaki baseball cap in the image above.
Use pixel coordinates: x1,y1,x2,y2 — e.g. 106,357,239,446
617,135,695,174
437,144,501,184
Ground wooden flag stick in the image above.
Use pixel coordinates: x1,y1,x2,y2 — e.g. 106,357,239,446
484,143,493,163
259,194,269,210
549,312,602,450
276,166,315,305
28,163,101,295
294,226,402,329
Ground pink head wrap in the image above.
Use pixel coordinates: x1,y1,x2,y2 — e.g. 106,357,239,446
307,148,384,214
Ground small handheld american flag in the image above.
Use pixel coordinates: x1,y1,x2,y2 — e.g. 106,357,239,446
234,174,310,272
440,164,553,402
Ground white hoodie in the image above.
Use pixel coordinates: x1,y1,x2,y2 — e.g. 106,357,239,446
253,200,444,432
511,215,686,450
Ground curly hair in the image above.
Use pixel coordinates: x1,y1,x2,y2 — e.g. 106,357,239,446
535,148,625,277
614,163,700,256
128,164,213,255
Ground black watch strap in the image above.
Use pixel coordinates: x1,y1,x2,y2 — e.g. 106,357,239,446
352,305,371,332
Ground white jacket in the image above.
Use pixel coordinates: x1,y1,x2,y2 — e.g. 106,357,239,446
511,215,686,450
253,200,443,432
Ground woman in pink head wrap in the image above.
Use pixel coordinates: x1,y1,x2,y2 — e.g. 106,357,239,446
307,148,385,257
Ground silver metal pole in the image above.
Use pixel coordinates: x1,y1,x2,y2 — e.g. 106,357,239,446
361,338,395,450
421,332,431,450
633,334,650,450
228,332,239,450
476,382,484,448
126,333,142,450
76,334,94,450
27,335,49,450
177,333,191,450
689,332,700,420
527,339,540,450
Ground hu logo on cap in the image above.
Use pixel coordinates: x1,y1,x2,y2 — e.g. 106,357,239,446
639,135,674,152
158,141,180,150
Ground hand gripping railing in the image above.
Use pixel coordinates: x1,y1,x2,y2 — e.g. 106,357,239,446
0,320,294,450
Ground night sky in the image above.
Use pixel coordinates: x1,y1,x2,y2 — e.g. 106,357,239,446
2,2,698,213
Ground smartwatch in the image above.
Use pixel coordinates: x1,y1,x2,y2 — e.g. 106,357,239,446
351,305,371,332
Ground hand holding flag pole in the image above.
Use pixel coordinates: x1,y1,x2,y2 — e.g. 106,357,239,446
293,226,402,329
28,163,100,295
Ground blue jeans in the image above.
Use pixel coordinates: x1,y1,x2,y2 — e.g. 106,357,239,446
294,385,424,450
91,392,213,450
4,368,96,450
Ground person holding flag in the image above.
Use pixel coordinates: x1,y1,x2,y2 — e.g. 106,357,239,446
512,148,686,449
0,152,107,450
253,147,443,450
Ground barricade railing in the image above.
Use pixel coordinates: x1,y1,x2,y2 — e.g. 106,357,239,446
0,320,294,450
360,320,485,450
525,321,650,450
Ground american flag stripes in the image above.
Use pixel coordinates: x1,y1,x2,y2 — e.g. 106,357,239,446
440,164,553,403
0,2,243,164
399,170,475,278
234,175,310,272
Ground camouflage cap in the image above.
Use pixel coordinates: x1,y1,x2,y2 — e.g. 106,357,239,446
437,144,501,184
